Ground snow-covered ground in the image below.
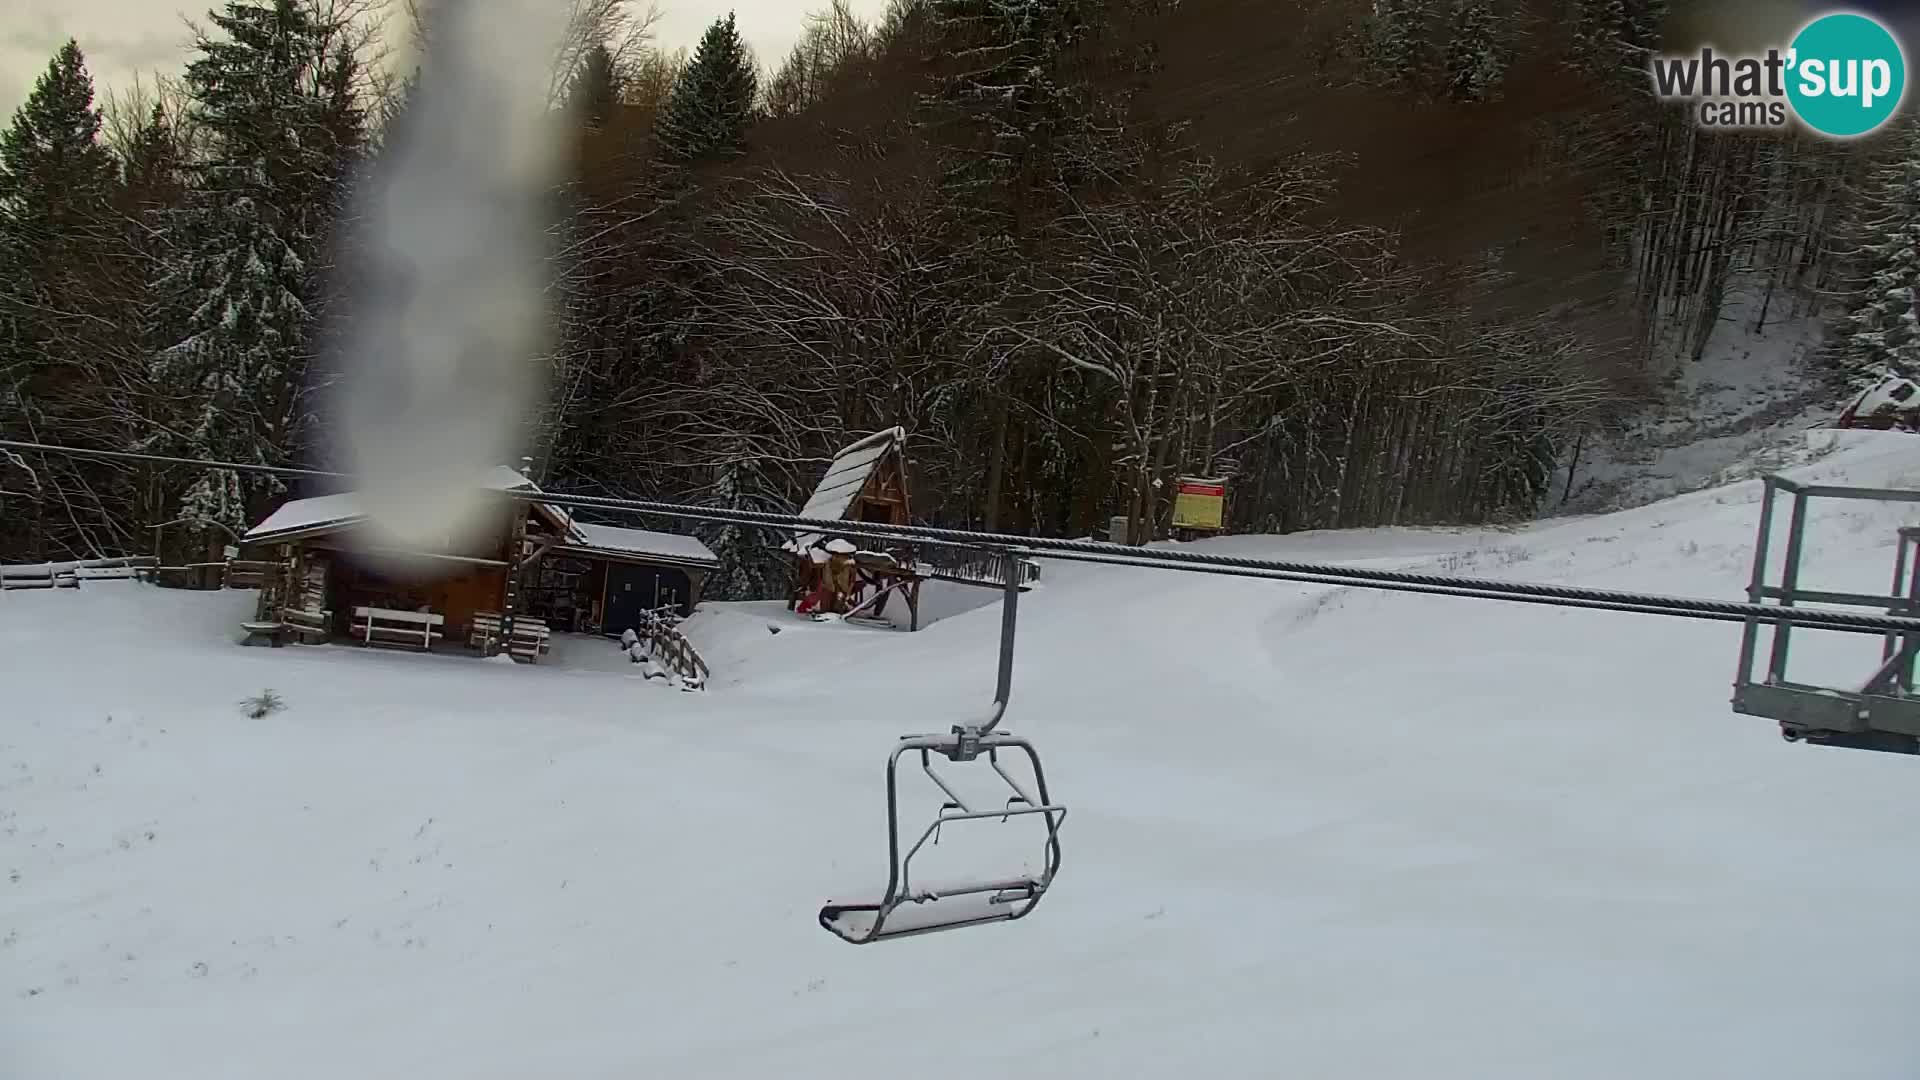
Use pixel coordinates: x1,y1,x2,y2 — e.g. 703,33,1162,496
7,432,1920,1079
1551,292,1841,514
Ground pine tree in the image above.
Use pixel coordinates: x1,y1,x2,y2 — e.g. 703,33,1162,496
926,0,1095,192
920,0,1106,529
147,0,360,541
568,43,623,130
653,13,758,163
118,104,185,211
1567,0,1663,86
0,40,124,560
700,448,783,601
1620,0,1666,59
1830,119,1920,382
1369,0,1435,87
1444,0,1505,102
1567,0,1624,74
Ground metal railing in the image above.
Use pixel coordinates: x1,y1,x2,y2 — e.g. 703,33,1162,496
917,544,1041,589
1732,474,1920,754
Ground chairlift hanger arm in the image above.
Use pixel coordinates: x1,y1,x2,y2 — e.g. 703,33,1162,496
822,733,1064,945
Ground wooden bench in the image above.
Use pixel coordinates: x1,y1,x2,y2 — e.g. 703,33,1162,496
349,606,444,651
240,621,286,647
282,606,331,644
75,565,143,581
469,612,552,664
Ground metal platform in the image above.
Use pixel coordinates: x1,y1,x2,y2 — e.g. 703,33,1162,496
1732,475,1920,755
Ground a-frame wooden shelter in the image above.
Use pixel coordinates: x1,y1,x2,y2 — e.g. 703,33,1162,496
784,427,924,629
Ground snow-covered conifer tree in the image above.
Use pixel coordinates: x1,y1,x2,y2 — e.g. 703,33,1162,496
1368,0,1433,87
1831,117,1920,383
653,13,758,163
700,446,783,601
1444,0,1506,101
147,0,364,540
0,40,124,559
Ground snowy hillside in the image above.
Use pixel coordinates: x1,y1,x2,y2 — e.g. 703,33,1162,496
1551,294,1841,514
8,432,1920,1079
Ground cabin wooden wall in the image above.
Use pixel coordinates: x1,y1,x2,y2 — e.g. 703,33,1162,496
318,547,507,637
855,450,912,527
433,567,509,633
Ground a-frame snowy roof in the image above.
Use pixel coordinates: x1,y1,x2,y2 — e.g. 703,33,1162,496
243,466,719,570
570,522,718,569
244,466,569,545
788,427,908,552
1843,375,1920,423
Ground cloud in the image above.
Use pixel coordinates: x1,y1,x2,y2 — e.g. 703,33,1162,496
1,3,193,116
2,1,893,118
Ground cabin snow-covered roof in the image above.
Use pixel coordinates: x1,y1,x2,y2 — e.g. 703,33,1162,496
240,468,723,573
243,467,575,545
244,491,365,539
1845,375,1920,421
569,522,718,568
787,427,906,552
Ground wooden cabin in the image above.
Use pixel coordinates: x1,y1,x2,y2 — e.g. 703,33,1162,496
783,427,925,628
794,426,913,535
1837,375,1920,431
238,466,719,656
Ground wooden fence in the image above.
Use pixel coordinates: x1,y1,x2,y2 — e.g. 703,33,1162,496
150,558,280,591
638,611,710,689
0,556,158,592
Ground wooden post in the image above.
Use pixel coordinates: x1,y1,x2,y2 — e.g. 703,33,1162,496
595,563,609,635
496,509,528,660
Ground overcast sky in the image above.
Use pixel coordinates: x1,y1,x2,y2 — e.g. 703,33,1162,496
3,1,891,119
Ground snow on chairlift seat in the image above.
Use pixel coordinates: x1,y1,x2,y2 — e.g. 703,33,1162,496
821,879,1042,941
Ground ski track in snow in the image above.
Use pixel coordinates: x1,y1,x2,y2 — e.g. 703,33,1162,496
5,432,1920,1078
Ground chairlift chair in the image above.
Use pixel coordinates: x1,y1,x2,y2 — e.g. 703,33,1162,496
818,550,1067,944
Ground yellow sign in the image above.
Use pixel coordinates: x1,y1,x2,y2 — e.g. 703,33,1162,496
1172,477,1226,531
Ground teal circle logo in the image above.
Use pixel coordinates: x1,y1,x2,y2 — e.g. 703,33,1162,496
1786,12,1907,137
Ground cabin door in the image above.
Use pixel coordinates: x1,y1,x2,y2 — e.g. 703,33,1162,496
603,563,693,633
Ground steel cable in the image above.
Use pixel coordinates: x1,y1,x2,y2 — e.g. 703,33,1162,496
7,437,1918,637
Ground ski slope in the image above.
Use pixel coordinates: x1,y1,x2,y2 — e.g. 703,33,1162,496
6,432,1920,1079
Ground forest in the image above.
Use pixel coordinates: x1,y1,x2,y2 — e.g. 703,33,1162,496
1,0,1916,598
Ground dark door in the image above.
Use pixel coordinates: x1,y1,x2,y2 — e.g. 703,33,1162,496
603,563,694,634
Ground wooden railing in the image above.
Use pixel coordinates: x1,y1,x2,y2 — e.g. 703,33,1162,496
223,560,278,589
149,558,281,591
470,612,552,663
282,605,332,643
638,610,710,688
0,556,158,591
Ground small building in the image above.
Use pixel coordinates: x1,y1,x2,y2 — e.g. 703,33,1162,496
791,426,914,543
1837,375,1920,431
239,466,719,654
783,427,924,628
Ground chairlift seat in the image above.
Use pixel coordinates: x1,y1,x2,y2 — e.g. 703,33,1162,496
821,877,1044,943
817,730,1065,945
